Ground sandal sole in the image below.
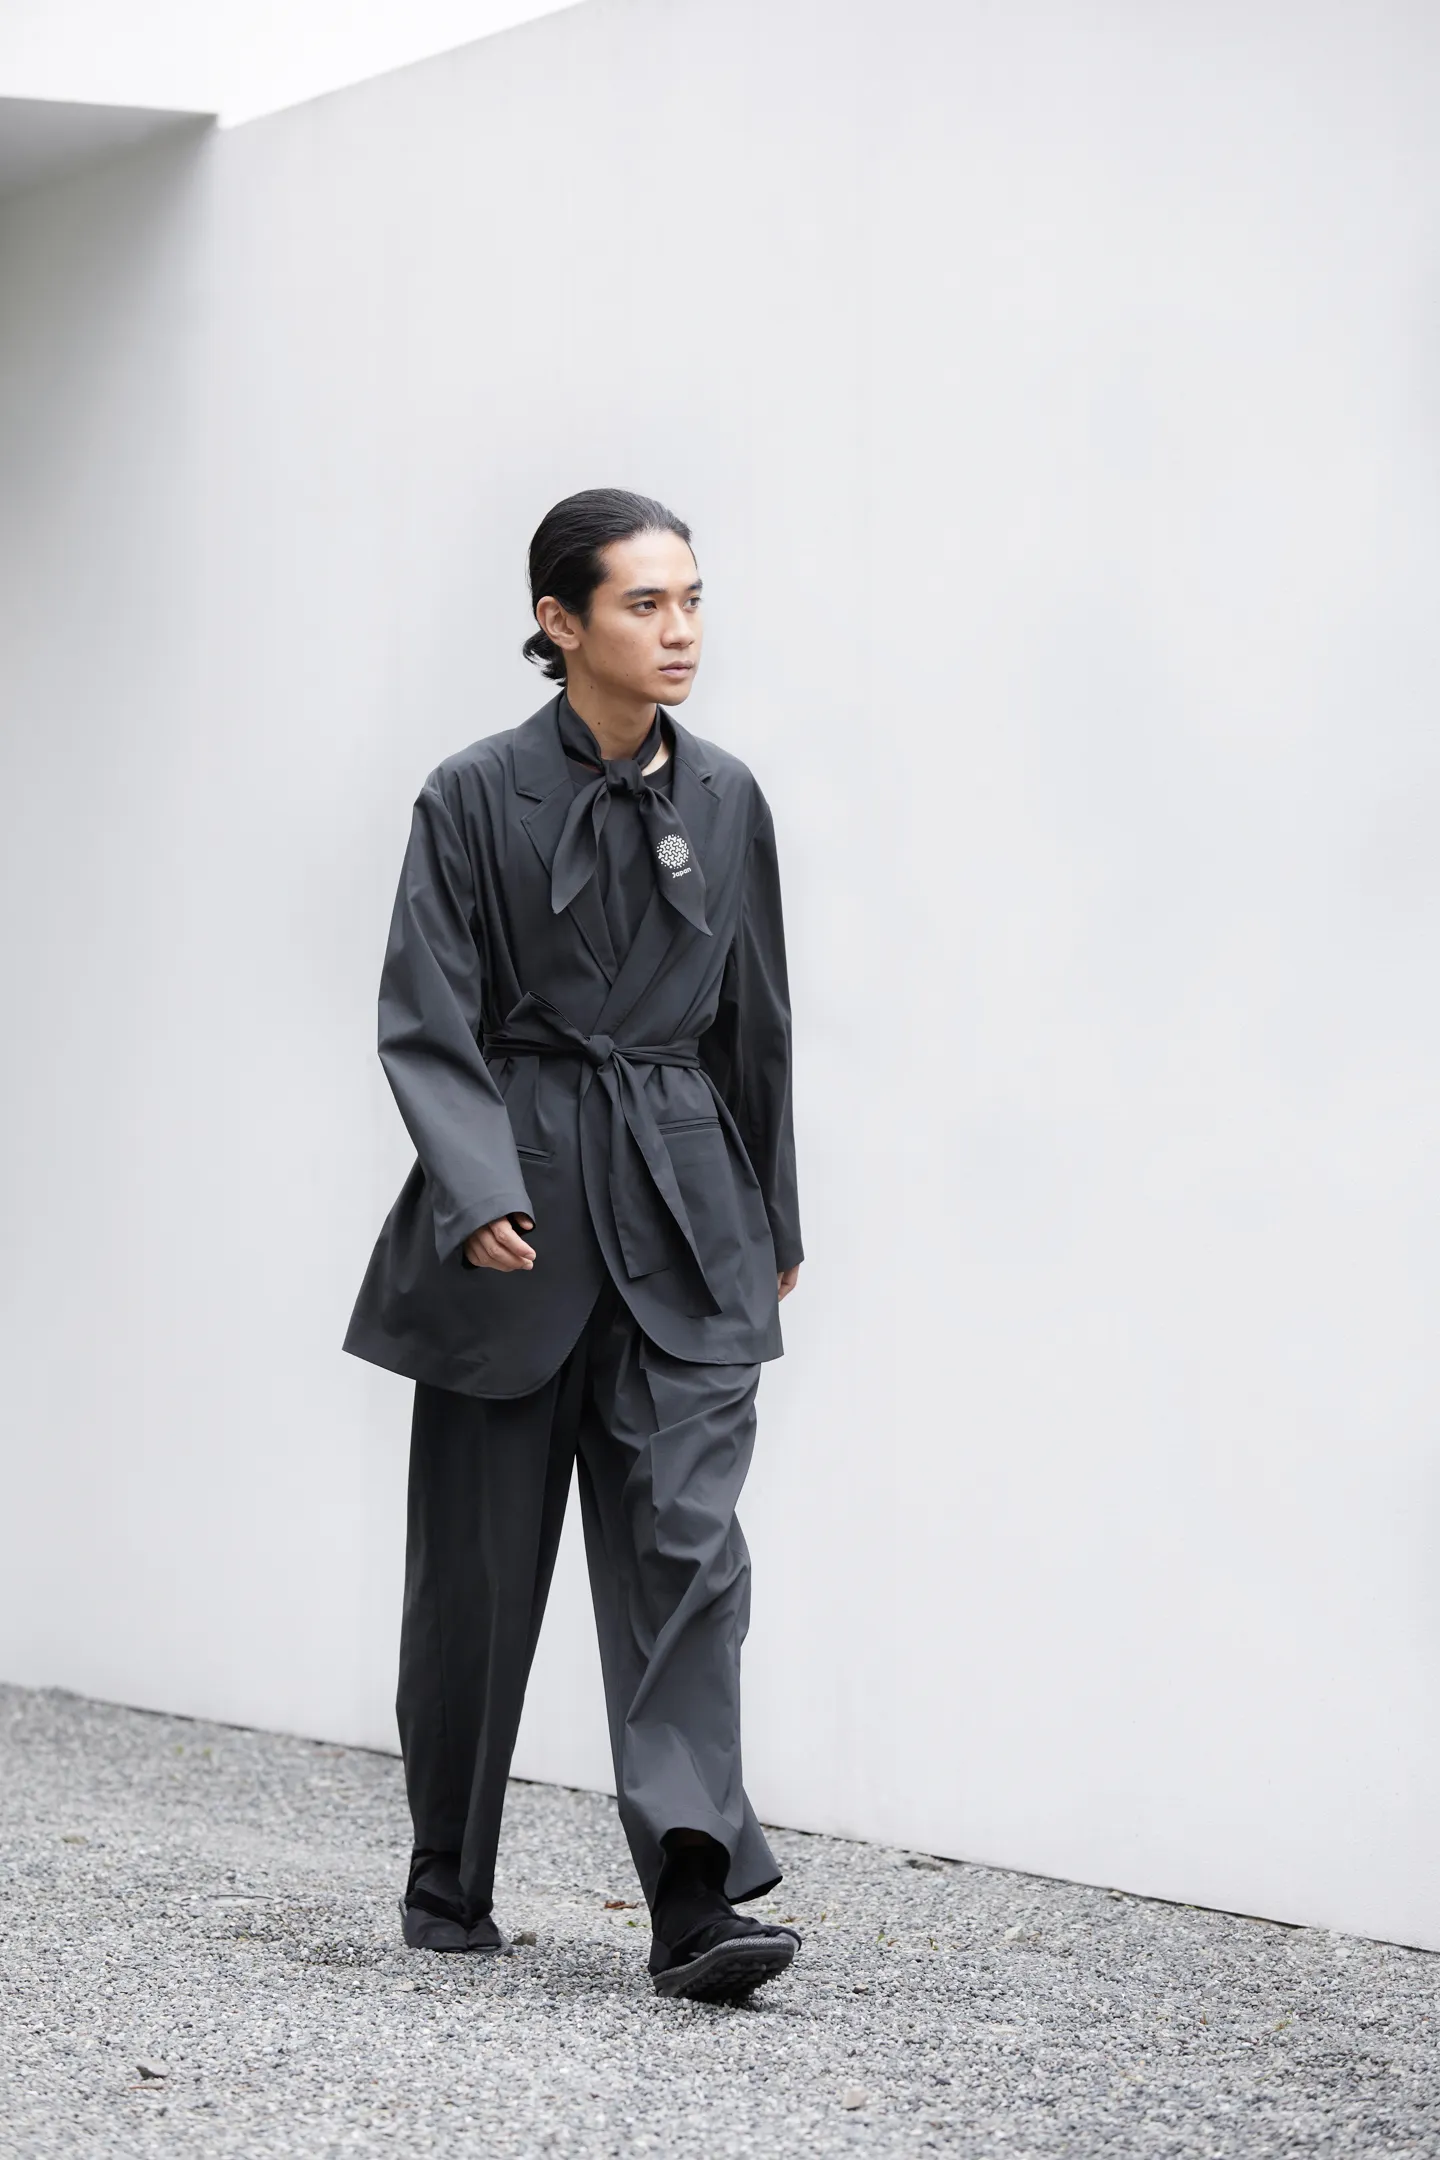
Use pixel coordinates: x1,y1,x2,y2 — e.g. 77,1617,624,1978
652,1933,798,2004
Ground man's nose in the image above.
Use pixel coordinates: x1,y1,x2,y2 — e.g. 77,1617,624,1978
660,608,694,646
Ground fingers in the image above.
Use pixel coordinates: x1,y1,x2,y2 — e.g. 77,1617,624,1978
463,1213,537,1271
777,1264,800,1301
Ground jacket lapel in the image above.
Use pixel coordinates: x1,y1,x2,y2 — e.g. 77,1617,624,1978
514,695,618,981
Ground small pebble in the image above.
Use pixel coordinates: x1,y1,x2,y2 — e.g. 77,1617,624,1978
843,2086,868,2109
136,2061,169,2081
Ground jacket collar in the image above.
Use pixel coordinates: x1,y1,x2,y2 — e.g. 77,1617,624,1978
511,690,719,801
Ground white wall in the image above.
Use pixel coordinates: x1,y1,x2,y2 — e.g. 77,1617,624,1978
3,0,1439,1949
0,0,587,124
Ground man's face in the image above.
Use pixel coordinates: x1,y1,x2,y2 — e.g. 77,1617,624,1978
545,528,704,705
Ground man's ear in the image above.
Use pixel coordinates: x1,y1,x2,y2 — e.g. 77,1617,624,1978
535,596,579,651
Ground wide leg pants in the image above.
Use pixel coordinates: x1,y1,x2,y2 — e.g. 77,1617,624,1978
395,1268,781,1920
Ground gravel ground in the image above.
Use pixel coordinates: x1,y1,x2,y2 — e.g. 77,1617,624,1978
0,1685,1435,2159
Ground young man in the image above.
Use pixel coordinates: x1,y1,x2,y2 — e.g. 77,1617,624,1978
344,489,805,2003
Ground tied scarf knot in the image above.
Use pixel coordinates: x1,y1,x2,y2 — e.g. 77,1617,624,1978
582,1032,615,1069
550,718,711,937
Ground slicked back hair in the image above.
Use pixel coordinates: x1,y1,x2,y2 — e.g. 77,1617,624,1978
523,488,694,681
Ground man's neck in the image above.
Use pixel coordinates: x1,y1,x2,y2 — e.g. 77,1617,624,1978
563,675,660,764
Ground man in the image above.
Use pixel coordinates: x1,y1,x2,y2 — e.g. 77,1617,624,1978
344,488,805,2003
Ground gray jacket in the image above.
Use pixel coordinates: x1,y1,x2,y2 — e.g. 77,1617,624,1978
343,693,803,1399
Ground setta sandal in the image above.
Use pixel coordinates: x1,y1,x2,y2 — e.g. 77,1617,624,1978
650,1917,801,2004
399,1892,513,1954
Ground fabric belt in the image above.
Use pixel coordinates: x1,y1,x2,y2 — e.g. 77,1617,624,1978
483,990,720,1309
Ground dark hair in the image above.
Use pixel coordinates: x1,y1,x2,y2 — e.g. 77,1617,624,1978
523,488,694,680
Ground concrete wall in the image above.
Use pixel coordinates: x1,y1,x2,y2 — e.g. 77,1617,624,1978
2,0,1439,1948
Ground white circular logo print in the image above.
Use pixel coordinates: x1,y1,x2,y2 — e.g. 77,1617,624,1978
655,834,690,871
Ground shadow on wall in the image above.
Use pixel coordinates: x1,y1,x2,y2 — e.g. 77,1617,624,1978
0,118,215,509
0,99,213,204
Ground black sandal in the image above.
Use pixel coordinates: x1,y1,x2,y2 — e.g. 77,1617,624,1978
650,1915,800,2003
400,1850,513,1955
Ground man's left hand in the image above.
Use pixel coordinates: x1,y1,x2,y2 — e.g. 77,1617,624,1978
778,1265,801,1302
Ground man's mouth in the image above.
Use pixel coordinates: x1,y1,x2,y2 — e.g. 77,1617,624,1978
659,662,693,674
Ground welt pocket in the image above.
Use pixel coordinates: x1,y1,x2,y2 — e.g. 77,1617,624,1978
515,1144,554,1163
656,1116,720,1136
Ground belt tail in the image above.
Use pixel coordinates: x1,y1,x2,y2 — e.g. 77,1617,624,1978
604,1065,724,1314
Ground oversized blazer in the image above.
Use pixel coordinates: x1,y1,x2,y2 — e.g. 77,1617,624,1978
343,692,803,1400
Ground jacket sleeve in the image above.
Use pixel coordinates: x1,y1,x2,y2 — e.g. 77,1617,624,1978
376,779,534,1262
700,791,804,1272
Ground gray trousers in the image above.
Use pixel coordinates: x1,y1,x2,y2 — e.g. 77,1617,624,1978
396,1267,781,1918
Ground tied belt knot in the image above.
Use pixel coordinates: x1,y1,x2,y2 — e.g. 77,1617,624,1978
482,991,721,1313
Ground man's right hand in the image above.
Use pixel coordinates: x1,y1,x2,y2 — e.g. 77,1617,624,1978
463,1213,536,1271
